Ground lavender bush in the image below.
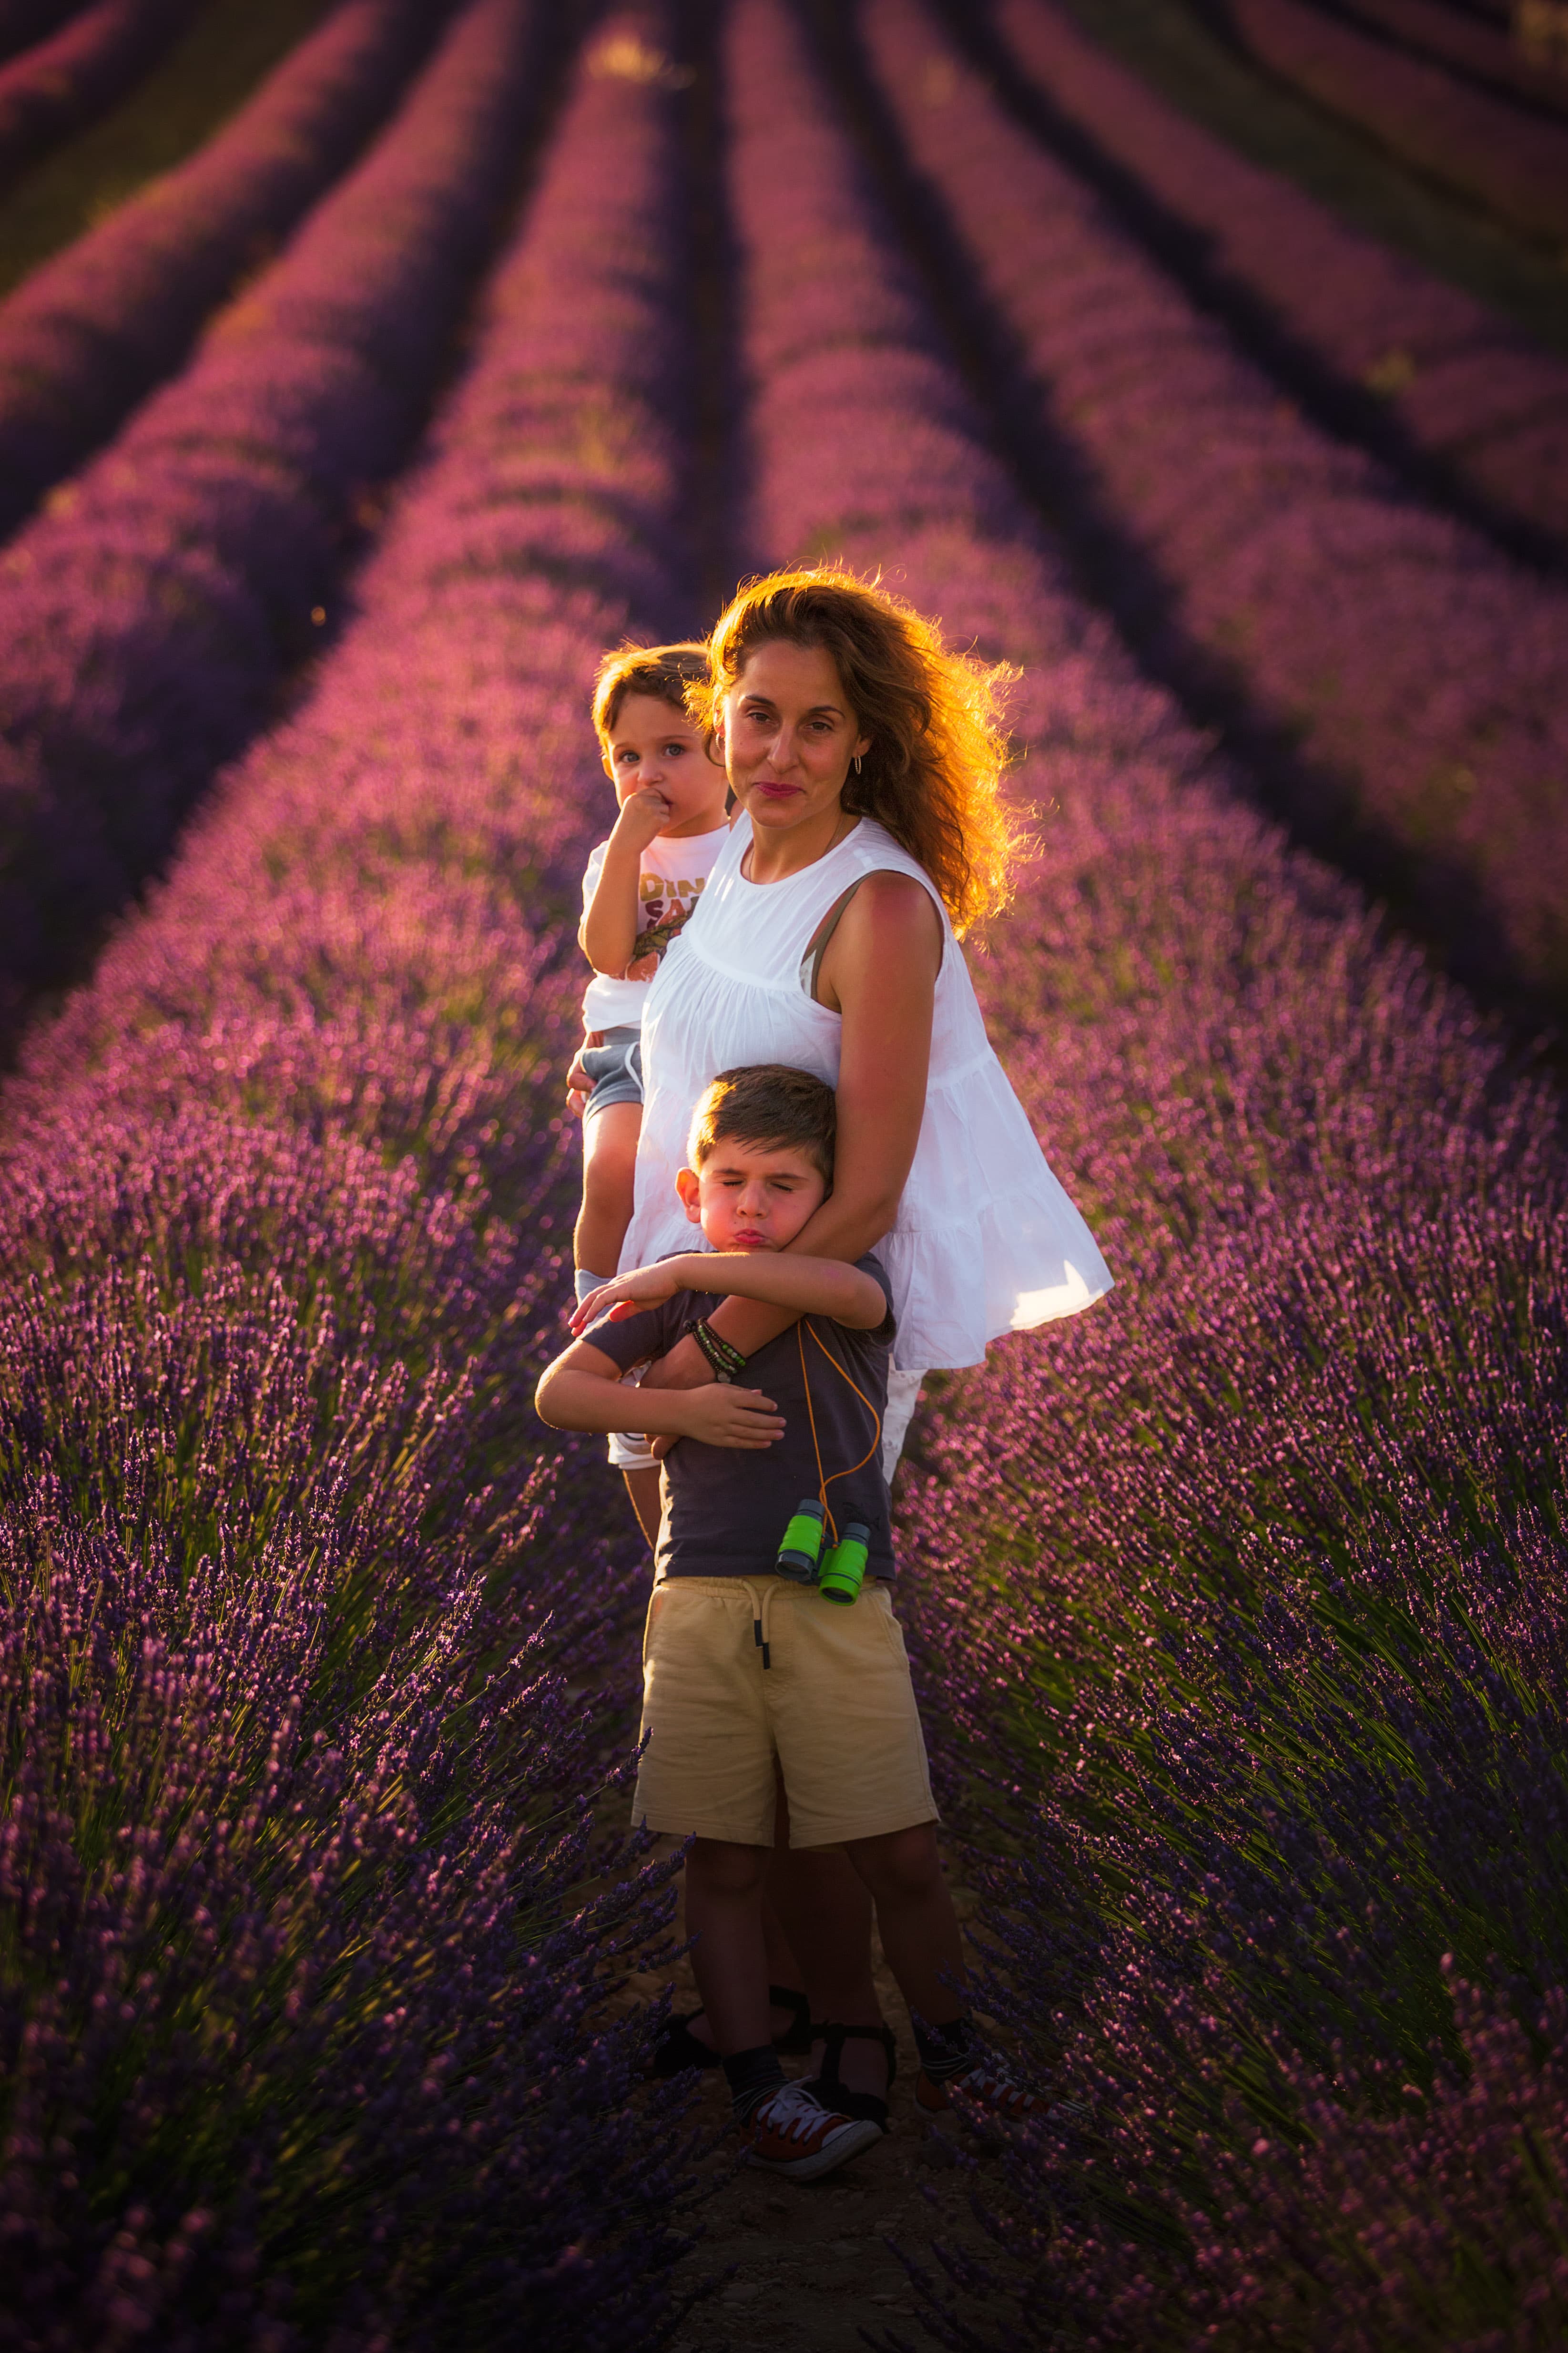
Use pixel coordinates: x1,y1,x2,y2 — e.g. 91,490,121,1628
0,0,551,1036
986,0,1568,564
0,0,445,539
0,6,705,2338
1220,0,1568,242
0,0,196,191
1333,0,1568,115
0,0,83,70
857,0,1568,1010
726,0,1568,2337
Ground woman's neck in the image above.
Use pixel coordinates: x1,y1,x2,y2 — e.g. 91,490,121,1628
743,800,860,883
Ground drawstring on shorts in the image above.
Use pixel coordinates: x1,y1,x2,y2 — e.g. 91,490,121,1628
739,1577,776,1668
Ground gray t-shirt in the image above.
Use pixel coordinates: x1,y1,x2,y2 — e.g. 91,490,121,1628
587,1254,897,1582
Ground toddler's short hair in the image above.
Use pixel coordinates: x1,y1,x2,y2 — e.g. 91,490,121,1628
592,640,709,742
688,1065,836,1186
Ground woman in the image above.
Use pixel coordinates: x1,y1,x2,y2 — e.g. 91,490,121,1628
580,568,1112,2116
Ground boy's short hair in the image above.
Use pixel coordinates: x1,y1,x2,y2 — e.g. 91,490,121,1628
592,640,709,742
688,1065,836,1186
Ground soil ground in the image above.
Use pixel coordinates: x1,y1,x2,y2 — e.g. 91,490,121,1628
616,1870,1015,2353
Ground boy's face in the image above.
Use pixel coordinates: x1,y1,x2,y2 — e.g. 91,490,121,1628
675,1137,828,1253
601,693,727,837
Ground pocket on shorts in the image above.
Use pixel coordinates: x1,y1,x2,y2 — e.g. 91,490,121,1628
641,1579,667,1668
865,1581,909,1663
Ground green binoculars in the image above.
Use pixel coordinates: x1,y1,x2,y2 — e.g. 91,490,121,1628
775,1499,870,1606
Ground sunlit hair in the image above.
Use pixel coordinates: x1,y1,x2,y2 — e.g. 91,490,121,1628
701,569,1022,934
592,640,709,743
687,1064,836,1186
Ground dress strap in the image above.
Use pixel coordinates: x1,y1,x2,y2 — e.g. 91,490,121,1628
799,866,947,1001
800,878,868,1003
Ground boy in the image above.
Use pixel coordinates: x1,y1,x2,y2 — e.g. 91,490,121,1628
573,642,730,1298
536,1065,1026,2181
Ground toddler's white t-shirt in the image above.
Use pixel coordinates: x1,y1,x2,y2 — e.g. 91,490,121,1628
580,823,730,1030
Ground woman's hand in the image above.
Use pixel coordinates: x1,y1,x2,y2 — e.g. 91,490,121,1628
565,1031,602,1120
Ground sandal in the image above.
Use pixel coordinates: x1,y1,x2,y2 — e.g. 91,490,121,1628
800,2020,898,2131
648,1984,814,2079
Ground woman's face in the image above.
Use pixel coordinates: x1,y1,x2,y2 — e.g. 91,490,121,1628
721,640,870,840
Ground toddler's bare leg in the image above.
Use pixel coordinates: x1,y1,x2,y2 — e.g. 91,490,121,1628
684,1837,772,2056
575,1098,641,1280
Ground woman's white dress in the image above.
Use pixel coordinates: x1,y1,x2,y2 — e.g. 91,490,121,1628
621,813,1112,1373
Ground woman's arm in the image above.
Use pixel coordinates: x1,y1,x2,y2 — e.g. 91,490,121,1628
572,1249,888,1335
642,873,941,1388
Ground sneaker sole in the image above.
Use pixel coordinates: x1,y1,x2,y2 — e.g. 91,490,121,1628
743,2116,882,2182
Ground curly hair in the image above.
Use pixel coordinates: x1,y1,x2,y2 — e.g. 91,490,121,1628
700,569,1022,933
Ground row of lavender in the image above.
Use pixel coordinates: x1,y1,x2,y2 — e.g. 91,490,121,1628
0,0,446,539
730,2,1568,2342
0,13,703,2342
0,0,194,192
0,0,550,1040
981,0,1568,565
1221,0,1568,243
0,0,80,71
1336,0,1568,118
853,0,1568,1015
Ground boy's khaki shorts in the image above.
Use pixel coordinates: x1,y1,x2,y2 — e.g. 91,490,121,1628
632,1575,938,1849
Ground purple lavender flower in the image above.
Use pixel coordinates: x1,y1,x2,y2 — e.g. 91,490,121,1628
0,0,446,538
0,0,198,191
1222,0,1568,242
860,0,1568,1008
724,1,1568,2339
990,0,1568,564
0,0,550,1034
0,8,705,2334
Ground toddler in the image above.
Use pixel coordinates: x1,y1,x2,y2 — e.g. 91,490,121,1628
574,643,730,1297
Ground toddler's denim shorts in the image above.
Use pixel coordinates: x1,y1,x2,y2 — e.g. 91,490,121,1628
581,1024,643,1118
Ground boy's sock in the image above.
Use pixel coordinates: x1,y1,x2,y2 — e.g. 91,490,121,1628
723,2046,788,2122
574,1269,613,1306
914,2015,976,2083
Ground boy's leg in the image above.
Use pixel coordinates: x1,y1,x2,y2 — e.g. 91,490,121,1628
841,1822,1043,2118
684,1837,773,2056
684,1836,881,2175
574,1097,641,1282
766,1798,888,2100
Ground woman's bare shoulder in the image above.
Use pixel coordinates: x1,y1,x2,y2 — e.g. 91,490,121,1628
822,869,943,1012
842,868,943,946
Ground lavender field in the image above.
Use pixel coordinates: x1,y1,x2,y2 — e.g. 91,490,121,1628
0,0,1564,2343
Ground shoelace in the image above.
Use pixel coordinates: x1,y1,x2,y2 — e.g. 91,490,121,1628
759,2086,838,2143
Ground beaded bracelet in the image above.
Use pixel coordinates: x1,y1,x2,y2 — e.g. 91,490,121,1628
692,1319,747,1384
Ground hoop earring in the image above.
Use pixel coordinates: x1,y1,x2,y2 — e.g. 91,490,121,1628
852,754,863,776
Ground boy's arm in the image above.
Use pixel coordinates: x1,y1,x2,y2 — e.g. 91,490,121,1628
572,1251,886,1335
580,791,669,973
535,1337,786,1448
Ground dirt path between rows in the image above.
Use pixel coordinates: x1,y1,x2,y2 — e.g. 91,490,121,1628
623,1876,1012,2353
